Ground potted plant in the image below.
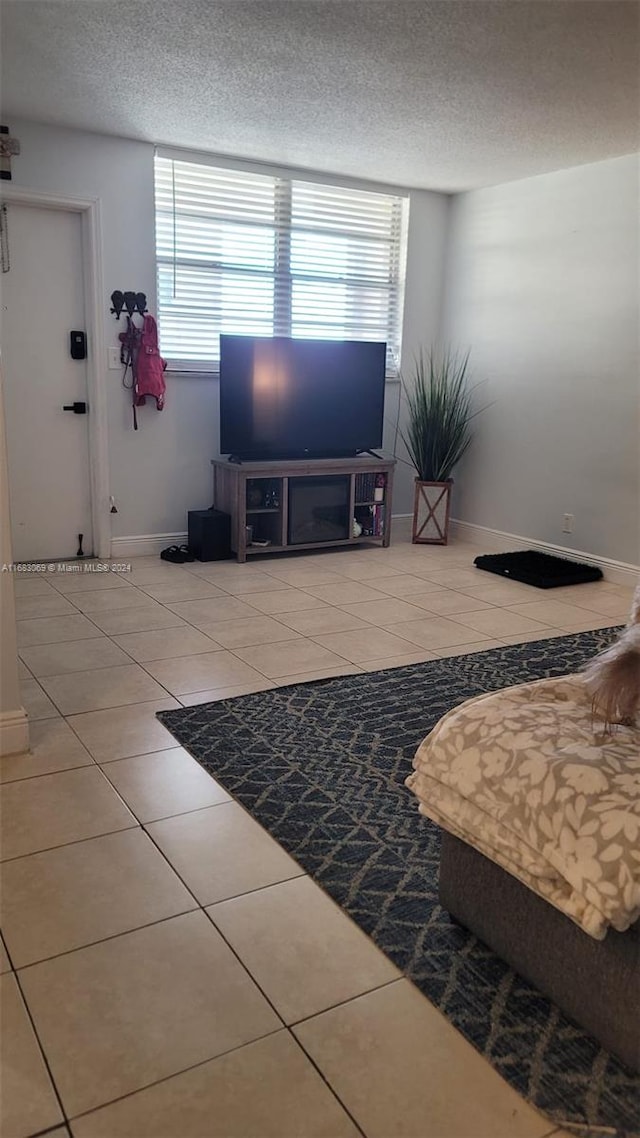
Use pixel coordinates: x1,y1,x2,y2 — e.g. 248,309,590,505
400,348,484,545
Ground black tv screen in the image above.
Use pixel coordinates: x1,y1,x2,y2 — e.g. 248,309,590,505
219,335,386,460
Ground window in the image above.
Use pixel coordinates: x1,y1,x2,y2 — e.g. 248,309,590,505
154,154,409,375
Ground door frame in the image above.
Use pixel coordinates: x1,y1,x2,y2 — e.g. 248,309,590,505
1,186,110,558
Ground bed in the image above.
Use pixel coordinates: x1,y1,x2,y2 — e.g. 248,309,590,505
406,674,640,1072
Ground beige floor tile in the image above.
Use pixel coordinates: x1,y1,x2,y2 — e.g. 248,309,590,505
276,664,363,685
215,571,293,594
71,588,162,613
20,677,61,720
139,578,226,603
373,553,443,572
0,767,136,861
233,639,352,679
460,580,541,604
499,628,568,645
383,616,485,650
179,679,277,705
15,593,77,619
50,571,132,593
119,563,196,585
71,1030,359,1138
143,651,266,696
208,876,399,1024
168,596,258,627
549,613,622,633
195,614,302,649
101,747,230,822
275,607,369,635
301,581,390,606
340,597,429,626
358,649,437,671
277,550,363,567
408,589,497,615
569,592,632,617
429,639,503,657
13,577,57,597
0,934,11,972
20,637,132,678
86,603,186,635
505,599,611,627
419,567,486,589
40,663,169,716
186,562,272,581
257,564,348,586
0,719,93,784
294,980,550,1138
68,699,181,763
407,557,482,577
16,614,104,647
363,574,446,598
148,802,304,905
19,910,280,1118
312,626,422,664
449,608,553,637
545,582,631,605
112,625,221,661
17,658,31,679
1,828,195,967
243,588,332,614
0,973,64,1138
331,561,405,581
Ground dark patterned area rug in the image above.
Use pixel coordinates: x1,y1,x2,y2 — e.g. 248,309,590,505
159,628,639,1138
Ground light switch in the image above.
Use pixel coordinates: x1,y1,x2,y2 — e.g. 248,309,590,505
107,347,121,370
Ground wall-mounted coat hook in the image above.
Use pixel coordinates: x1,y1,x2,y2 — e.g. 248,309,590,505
110,290,148,319
110,290,124,318
123,291,137,316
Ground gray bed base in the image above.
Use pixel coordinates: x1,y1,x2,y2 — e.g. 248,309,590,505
439,831,640,1073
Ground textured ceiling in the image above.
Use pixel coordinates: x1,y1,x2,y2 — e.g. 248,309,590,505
1,0,638,191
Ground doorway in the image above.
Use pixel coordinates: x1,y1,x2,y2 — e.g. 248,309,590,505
1,197,105,561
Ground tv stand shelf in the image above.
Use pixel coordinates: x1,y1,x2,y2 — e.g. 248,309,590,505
211,457,396,563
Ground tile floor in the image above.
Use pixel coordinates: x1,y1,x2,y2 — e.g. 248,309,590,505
2,533,632,1138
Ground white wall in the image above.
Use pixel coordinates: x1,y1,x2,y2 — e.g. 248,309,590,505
390,190,452,513
0,367,29,756
11,120,218,542
441,154,639,566
10,120,450,539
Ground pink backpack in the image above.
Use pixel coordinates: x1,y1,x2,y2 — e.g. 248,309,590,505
119,314,167,430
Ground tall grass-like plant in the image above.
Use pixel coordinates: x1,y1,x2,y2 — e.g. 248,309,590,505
400,348,481,482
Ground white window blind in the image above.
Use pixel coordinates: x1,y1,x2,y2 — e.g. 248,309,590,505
154,155,408,375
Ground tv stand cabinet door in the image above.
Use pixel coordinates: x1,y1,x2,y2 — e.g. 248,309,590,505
212,463,247,561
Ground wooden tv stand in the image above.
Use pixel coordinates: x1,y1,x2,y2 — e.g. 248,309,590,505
211,456,396,563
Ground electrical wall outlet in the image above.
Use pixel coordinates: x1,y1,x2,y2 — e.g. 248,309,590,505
107,347,121,370
562,513,574,533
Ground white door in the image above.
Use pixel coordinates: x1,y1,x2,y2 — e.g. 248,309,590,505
1,203,93,561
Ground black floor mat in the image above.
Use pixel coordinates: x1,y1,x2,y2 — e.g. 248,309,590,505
474,549,603,588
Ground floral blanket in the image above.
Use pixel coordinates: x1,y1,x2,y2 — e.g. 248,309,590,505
406,675,640,940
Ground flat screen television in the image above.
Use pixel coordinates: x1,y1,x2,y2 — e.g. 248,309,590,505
219,335,386,460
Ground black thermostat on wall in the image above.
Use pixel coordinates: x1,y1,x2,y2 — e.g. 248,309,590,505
70,330,87,360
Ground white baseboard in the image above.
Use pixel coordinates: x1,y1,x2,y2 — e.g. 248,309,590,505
390,514,413,541
111,532,188,559
448,519,639,587
0,708,29,758
113,520,640,587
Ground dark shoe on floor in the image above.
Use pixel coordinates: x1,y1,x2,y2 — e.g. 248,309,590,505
160,545,187,563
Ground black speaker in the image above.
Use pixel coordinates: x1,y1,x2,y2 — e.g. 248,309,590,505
188,509,232,562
